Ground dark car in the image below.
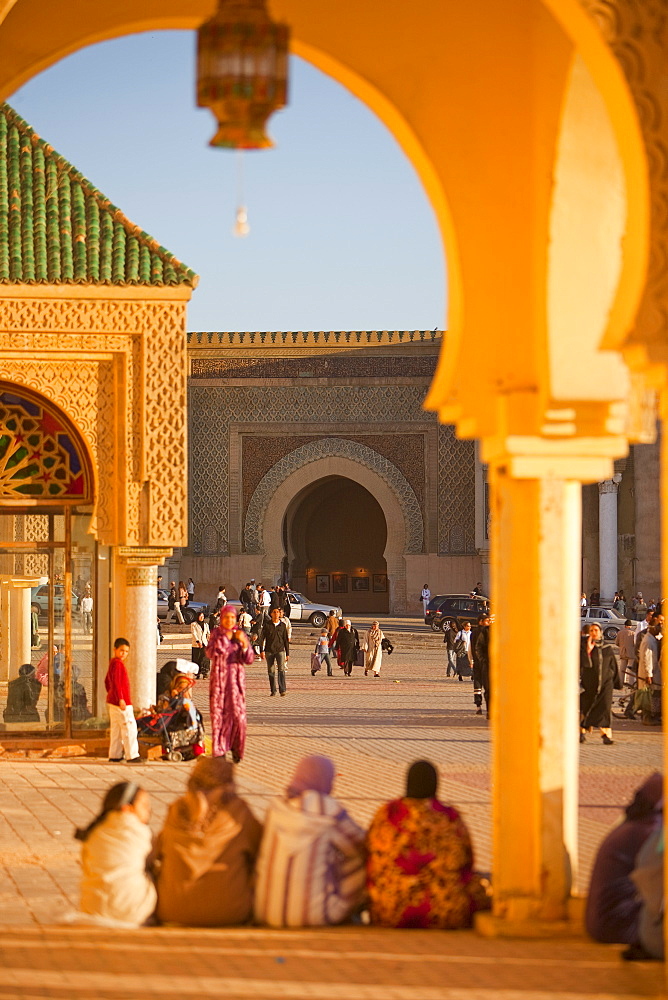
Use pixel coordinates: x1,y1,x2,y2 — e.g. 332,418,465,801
426,593,490,631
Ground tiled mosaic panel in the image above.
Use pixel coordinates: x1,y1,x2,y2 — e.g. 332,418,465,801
189,384,475,555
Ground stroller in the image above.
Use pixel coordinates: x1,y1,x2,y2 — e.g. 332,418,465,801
139,661,205,762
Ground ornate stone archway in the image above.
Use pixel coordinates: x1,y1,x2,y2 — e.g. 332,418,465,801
244,437,423,557
243,439,422,613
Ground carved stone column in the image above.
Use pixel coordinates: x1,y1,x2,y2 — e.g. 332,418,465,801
0,576,42,681
476,470,582,934
113,548,172,711
598,475,621,603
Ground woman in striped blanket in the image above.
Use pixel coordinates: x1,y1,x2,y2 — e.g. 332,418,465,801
254,755,366,927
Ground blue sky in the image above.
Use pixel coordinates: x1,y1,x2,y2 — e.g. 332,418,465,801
9,31,446,333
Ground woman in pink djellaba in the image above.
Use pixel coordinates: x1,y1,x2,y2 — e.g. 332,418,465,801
206,605,254,762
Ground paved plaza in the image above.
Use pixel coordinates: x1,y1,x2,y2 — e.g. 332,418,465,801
0,627,664,999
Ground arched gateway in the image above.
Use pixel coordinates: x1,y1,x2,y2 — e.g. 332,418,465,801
184,330,483,615
248,443,420,614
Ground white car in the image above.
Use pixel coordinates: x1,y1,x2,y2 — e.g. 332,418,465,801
580,606,627,641
30,584,77,617
285,593,341,627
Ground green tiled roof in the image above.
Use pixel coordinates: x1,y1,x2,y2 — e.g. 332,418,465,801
0,104,198,287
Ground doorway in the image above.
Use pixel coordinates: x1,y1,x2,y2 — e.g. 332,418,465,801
284,476,389,613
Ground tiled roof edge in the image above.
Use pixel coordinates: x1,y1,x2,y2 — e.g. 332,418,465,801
1,103,199,287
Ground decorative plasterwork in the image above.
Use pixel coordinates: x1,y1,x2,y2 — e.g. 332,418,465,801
580,1,668,364
243,437,424,555
438,425,476,554
189,383,432,555
0,357,114,538
0,295,188,548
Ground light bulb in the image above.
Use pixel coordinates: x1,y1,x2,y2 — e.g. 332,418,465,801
233,205,250,237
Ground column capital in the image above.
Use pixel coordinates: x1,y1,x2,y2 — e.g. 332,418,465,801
480,436,626,483
115,546,173,568
598,475,622,495
0,574,46,589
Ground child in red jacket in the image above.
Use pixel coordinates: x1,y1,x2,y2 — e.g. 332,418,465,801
105,637,141,763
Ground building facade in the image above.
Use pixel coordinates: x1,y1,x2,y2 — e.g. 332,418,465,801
179,330,486,613
0,103,195,734
180,331,661,614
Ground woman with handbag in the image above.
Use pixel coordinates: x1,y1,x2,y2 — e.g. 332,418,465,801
190,610,210,679
364,621,385,677
580,622,622,744
454,621,473,682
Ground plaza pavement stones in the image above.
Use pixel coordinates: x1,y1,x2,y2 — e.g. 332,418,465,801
0,924,663,1000
0,644,663,999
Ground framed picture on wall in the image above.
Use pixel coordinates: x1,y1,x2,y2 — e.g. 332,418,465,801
315,574,330,593
332,573,348,593
352,576,369,591
372,573,388,592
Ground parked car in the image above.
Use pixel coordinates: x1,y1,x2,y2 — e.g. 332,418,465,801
285,593,341,628
157,589,209,625
30,585,78,617
227,592,341,628
426,593,490,631
580,606,626,641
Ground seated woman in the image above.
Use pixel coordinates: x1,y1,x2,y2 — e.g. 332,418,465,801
254,755,366,927
632,825,664,959
366,760,490,928
75,782,156,926
3,663,41,722
586,772,662,946
155,757,262,926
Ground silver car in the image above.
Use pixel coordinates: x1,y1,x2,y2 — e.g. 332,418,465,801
580,606,627,641
284,592,341,627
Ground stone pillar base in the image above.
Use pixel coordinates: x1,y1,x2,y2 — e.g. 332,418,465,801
476,897,586,938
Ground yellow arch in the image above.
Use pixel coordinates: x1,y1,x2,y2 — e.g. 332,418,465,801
0,0,650,437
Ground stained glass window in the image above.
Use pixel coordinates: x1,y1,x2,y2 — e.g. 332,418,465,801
0,385,93,503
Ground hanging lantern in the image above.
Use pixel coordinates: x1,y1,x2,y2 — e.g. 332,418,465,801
197,0,290,150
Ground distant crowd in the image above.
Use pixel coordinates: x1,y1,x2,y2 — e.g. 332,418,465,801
581,589,661,621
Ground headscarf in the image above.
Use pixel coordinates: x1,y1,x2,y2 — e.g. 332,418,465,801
405,760,438,799
626,772,663,820
159,660,179,680
366,622,383,649
75,781,140,841
171,674,194,697
187,756,237,804
219,604,239,619
286,755,335,798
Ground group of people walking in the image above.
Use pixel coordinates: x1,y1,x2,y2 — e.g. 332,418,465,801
615,609,663,727
76,755,490,930
318,613,389,678
580,605,664,744
443,616,492,718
